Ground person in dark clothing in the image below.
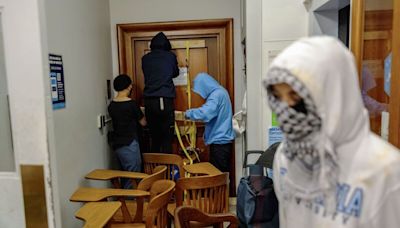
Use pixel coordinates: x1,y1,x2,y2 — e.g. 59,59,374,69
108,74,146,189
142,32,179,153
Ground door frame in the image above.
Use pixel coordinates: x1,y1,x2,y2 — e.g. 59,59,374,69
116,19,236,194
116,18,234,102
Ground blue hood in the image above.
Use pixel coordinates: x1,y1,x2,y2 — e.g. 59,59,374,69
185,72,235,145
192,73,220,99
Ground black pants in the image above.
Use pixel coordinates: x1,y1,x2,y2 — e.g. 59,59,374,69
144,97,175,153
209,143,232,173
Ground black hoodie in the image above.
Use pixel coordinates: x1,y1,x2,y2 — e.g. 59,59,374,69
142,32,179,98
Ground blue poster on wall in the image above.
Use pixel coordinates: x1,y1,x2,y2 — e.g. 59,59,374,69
49,54,66,110
268,127,283,147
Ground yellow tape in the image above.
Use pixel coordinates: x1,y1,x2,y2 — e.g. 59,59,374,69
174,41,200,164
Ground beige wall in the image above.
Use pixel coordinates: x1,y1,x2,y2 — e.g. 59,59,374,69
44,0,113,227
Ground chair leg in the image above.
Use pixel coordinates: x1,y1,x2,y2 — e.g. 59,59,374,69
167,214,172,228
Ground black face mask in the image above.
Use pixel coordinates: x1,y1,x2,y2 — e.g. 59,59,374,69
291,99,308,115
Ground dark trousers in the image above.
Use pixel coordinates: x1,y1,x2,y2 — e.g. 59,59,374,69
144,97,175,153
209,143,232,173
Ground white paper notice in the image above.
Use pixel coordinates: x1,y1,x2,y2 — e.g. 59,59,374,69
173,67,188,86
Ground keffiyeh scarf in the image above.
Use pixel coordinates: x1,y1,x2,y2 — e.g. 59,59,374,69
264,67,339,213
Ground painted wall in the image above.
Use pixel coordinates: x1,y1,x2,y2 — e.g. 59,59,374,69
310,10,339,37
44,0,113,227
309,0,350,37
0,14,14,172
0,0,53,227
109,0,245,184
245,0,309,152
245,0,263,151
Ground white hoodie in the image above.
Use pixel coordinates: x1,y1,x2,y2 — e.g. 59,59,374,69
265,37,400,228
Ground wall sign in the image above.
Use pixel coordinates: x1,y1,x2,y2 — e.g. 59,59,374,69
173,67,188,86
268,127,283,147
49,54,66,110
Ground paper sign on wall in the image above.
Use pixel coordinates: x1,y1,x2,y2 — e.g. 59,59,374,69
268,127,283,147
173,67,188,86
49,54,66,110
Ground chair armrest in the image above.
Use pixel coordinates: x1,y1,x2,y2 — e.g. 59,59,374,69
70,187,150,202
75,202,121,227
85,169,149,180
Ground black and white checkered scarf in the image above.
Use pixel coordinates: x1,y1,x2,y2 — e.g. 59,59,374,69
264,67,338,212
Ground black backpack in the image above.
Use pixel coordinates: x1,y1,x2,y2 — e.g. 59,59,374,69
237,165,279,228
237,142,281,228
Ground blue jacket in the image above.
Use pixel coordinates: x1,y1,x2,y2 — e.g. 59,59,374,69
185,73,235,145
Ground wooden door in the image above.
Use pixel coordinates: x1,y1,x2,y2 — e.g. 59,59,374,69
117,19,236,194
362,10,392,134
351,0,400,147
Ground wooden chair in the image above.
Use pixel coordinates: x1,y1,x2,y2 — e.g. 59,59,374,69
167,173,229,224
75,202,121,228
174,206,238,228
84,166,167,223
70,187,150,224
182,162,222,176
143,153,185,181
111,180,175,228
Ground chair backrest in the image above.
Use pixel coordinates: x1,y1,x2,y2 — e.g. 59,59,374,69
137,165,167,191
145,180,176,228
174,206,239,228
175,173,229,214
143,153,185,181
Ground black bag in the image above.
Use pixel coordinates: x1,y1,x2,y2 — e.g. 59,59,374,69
237,165,279,228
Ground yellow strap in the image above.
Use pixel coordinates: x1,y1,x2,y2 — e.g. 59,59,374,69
174,41,200,164
175,122,193,165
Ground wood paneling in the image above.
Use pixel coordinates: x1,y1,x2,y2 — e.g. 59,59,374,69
350,0,365,84
365,10,393,31
389,0,400,147
21,165,48,228
362,9,393,135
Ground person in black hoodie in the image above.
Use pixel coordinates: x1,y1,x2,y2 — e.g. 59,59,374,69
142,32,179,153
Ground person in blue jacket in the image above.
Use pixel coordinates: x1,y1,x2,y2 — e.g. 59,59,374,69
185,73,235,172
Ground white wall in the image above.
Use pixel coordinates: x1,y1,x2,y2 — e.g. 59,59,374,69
44,0,113,227
245,0,309,152
245,0,263,151
0,13,14,172
109,0,245,182
310,10,339,37
309,0,350,37
0,0,54,227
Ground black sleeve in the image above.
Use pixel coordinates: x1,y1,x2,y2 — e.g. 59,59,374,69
172,54,180,78
141,55,147,76
132,101,144,120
